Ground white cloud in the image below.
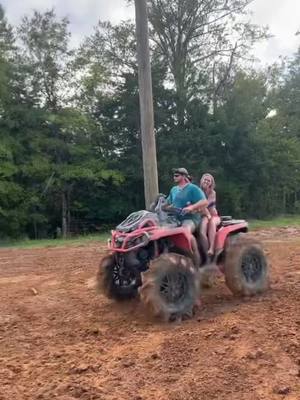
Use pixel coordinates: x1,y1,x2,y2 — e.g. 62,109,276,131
1,0,299,63
250,0,300,64
1,0,134,24
1,0,134,46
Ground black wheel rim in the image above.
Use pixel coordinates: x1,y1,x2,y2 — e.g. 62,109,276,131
241,252,264,283
159,271,189,305
112,264,137,289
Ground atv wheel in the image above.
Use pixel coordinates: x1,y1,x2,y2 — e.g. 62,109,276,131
224,234,269,296
139,253,200,321
97,253,140,300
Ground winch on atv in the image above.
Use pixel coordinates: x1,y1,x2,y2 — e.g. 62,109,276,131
97,194,269,321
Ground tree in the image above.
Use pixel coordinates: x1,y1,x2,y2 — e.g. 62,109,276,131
0,6,29,238
0,6,299,239
148,0,268,124
208,71,269,216
18,9,74,110
75,21,137,113
15,10,123,238
261,48,300,214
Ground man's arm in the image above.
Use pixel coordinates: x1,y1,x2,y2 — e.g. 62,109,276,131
185,198,208,213
183,185,208,213
166,188,173,204
163,188,174,210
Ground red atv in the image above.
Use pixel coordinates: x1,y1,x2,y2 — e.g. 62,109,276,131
97,195,269,321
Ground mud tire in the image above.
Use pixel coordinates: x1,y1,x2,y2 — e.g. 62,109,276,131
97,253,139,300
224,234,269,296
138,253,200,321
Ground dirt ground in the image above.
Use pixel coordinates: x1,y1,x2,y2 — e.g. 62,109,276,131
1,228,300,400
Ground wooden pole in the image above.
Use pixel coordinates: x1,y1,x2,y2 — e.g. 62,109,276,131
134,0,159,209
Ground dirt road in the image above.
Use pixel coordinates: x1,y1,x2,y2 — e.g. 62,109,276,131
1,229,300,400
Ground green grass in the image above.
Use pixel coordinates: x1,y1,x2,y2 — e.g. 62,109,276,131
0,232,110,249
2,215,300,249
249,215,300,230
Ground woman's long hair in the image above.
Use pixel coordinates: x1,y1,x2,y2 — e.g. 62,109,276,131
200,173,215,194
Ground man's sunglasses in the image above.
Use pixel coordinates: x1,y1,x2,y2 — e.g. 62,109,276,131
173,173,181,177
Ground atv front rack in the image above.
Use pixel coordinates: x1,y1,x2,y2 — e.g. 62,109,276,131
109,228,152,252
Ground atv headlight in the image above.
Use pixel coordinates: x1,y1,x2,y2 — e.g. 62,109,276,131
115,236,125,248
125,233,150,249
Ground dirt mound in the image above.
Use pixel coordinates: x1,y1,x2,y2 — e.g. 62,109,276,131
0,233,300,399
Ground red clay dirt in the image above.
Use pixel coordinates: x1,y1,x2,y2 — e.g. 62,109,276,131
0,228,300,400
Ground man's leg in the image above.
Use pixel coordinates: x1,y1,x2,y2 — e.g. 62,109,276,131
181,219,202,309
181,219,196,233
181,219,201,267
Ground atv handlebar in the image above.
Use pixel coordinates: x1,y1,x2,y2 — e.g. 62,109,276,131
164,206,186,216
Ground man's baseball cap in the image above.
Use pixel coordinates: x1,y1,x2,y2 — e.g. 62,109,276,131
172,167,189,176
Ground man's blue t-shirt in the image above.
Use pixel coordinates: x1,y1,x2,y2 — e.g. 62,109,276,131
167,183,206,224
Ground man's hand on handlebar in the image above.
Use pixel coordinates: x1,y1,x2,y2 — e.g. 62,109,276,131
163,204,186,215
182,205,194,214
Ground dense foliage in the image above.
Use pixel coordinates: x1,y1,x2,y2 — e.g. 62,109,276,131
0,2,299,239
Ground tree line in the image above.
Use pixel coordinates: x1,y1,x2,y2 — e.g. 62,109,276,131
0,1,299,239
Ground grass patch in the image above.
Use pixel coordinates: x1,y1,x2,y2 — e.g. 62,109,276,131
0,232,110,249
249,215,300,230
2,215,300,249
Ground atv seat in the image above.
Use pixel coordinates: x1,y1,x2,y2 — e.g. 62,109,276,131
220,216,232,222
220,216,246,227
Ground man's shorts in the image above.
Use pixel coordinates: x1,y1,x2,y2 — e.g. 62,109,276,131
181,219,197,233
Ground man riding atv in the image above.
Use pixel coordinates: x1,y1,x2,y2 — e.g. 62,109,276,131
97,168,269,322
166,168,208,234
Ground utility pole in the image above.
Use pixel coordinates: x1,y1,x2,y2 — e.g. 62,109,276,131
134,0,159,209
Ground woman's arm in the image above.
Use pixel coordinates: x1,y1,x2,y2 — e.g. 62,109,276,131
207,191,216,205
203,207,212,219
207,190,218,216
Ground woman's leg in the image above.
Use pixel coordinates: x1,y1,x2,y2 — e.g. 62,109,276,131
199,216,209,254
201,216,209,237
207,216,221,255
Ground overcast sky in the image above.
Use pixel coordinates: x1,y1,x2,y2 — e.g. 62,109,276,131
1,0,299,65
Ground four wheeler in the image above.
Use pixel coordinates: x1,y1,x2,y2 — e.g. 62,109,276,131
96,195,269,321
